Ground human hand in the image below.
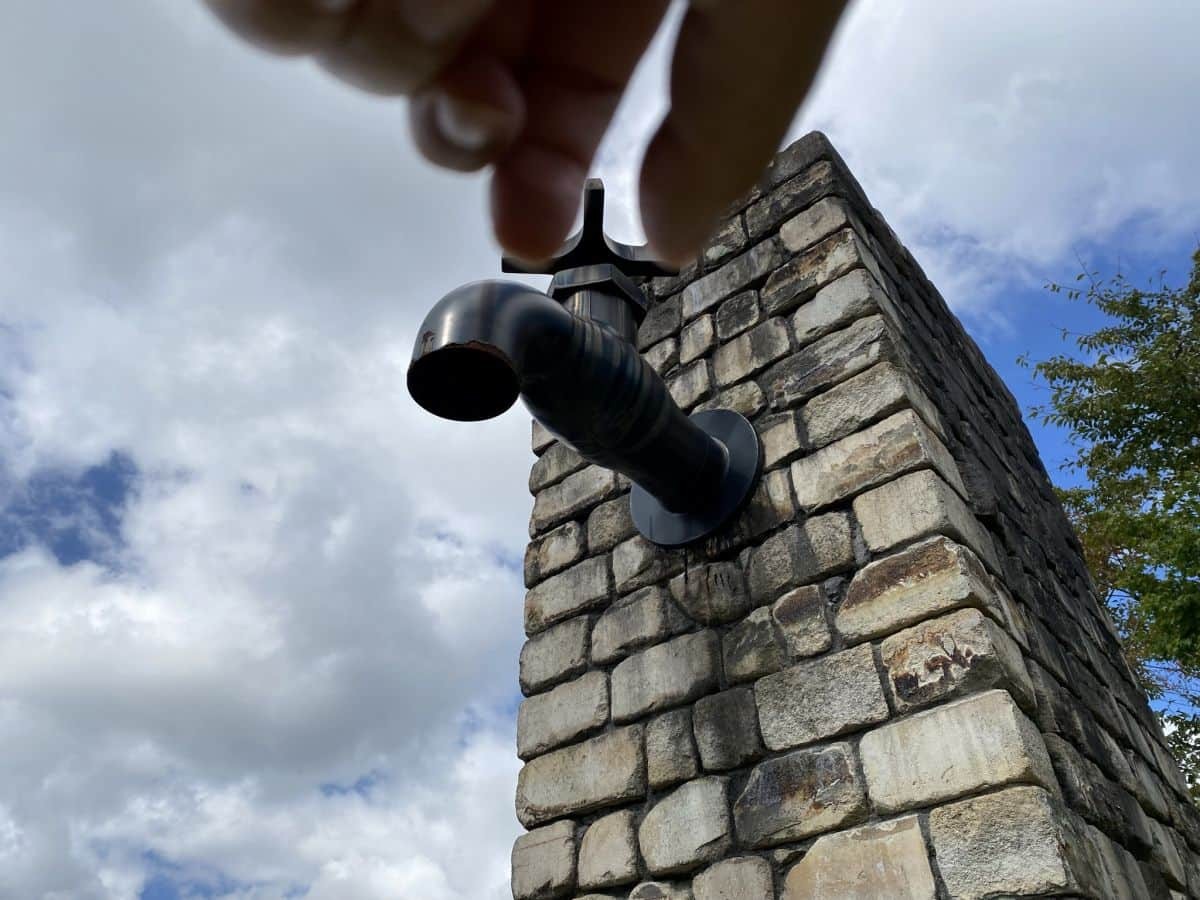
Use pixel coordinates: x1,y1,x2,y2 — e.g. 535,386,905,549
202,1,849,265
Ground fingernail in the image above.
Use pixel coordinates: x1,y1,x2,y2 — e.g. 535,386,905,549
434,94,503,152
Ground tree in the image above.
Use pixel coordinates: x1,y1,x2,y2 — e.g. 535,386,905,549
1021,247,1200,797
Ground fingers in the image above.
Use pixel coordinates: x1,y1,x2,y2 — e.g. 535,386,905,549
640,0,849,265
202,0,496,94
491,0,671,263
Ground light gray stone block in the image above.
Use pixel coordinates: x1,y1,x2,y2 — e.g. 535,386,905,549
771,584,832,659
929,786,1092,900
714,290,760,341
526,521,586,586
532,465,621,534
520,615,590,695
790,409,964,512
733,742,867,847
760,412,802,469
591,586,681,665
578,809,639,890
518,670,610,760
680,315,716,365
713,318,790,387
798,361,936,450
646,708,701,790
693,687,764,771
669,561,751,625
695,380,766,418
746,513,854,604
639,295,682,350
766,315,891,411
682,239,783,319
860,689,1057,814
781,815,936,900
512,820,577,900
587,497,635,554
692,857,773,900
852,469,998,571
516,726,645,828
645,337,680,375
530,442,586,493
525,555,611,635
722,607,786,685
879,608,1034,713
613,536,684,594
629,883,694,900
761,229,882,317
612,630,720,723
668,360,712,409
703,216,748,267
755,644,888,751
778,196,856,254
532,419,555,455
836,536,1004,643
790,268,885,348
639,777,732,875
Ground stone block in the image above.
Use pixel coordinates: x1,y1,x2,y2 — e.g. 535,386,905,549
639,295,682,350
790,267,887,350
693,687,764,771
592,586,682,665
645,337,680,375
578,809,639,891
516,726,645,827
647,708,701,790
790,410,964,512
692,857,774,900
771,584,832,659
512,820,577,900
680,315,716,365
532,466,621,534
781,815,937,900
778,196,856,254
755,644,888,751
879,608,1034,713
695,380,766,418
713,318,791,387
722,607,786,684
526,555,611,635
745,160,835,238
746,513,854,604
520,615,590,695
836,536,1002,644
681,239,783,319
669,561,751,625
533,419,555,455
766,315,891,410
639,777,733,876
704,468,796,556
760,412,802,469
613,536,685,594
714,290,760,340
612,630,720,723
587,497,636,554
852,470,998,571
629,883,694,900
518,671,610,760
526,521,587,587
733,742,867,847
860,689,1057,814
929,786,1092,900
798,361,930,450
530,442,587,493
668,360,712,409
703,215,748,268
761,229,881,317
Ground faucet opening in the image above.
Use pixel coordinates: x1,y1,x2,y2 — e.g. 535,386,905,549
407,342,519,422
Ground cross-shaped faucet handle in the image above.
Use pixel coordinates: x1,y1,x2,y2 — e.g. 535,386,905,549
501,179,679,278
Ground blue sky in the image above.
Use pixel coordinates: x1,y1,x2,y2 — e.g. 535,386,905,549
0,1,1198,897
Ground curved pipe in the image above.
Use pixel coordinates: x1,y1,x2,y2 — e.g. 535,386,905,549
407,280,730,514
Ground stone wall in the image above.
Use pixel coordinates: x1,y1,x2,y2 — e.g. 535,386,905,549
511,132,1200,900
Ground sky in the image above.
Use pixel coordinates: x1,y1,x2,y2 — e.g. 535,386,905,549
0,1,1198,897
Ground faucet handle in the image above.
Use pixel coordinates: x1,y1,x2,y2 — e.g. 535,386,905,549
501,179,679,278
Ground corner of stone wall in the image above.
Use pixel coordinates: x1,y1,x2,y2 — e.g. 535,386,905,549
512,132,1200,900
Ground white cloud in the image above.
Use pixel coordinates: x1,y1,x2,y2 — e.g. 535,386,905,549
1,0,1198,896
